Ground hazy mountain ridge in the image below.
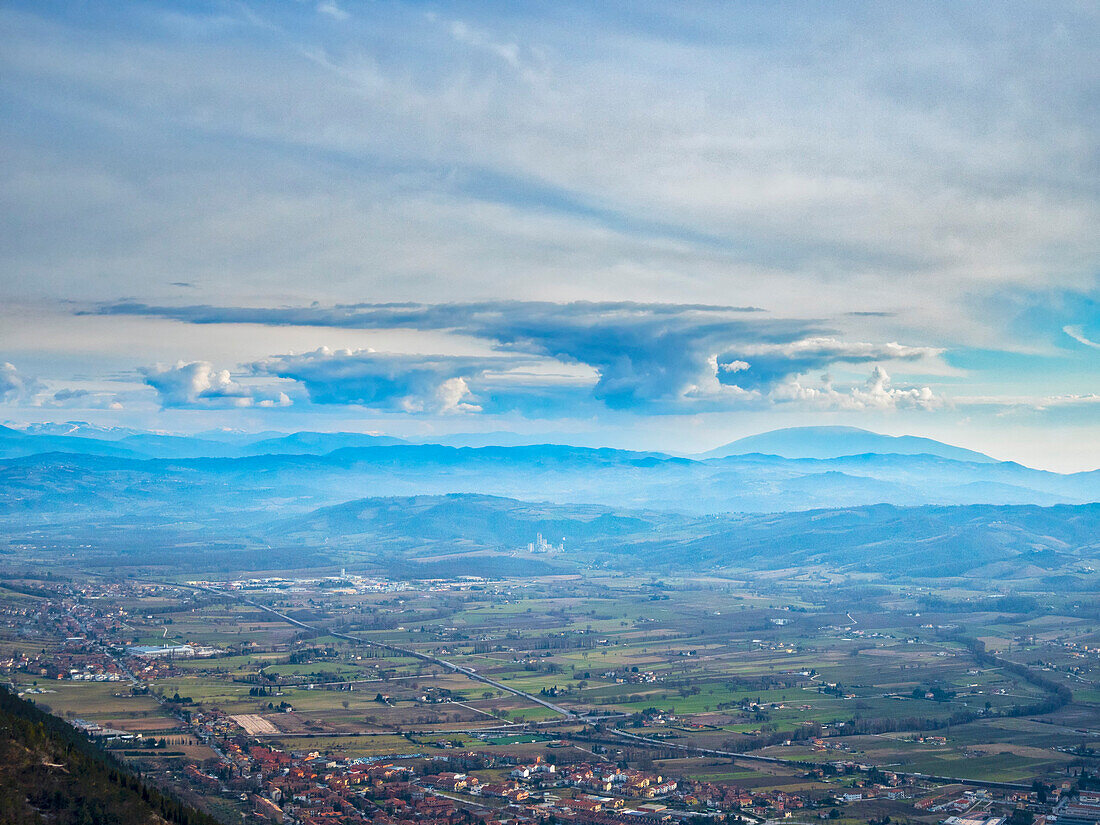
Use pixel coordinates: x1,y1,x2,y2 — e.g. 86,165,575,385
277,495,1100,579
0,423,1000,464
1,426,1096,578
8,488,1095,580
0,424,146,460
0,424,408,460
701,425,998,462
271,493,684,551
0,439,1096,520
626,501,1100,577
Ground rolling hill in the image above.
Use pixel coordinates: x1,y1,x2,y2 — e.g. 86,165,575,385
702,425,996,462
0,424,1095,581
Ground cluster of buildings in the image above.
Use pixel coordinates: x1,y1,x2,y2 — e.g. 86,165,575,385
181,743,692,825
127,643,220,658
201,575,498,596
941,817,1006,825
54,659,126,681
526,534,564,554
70,717,142,741
918,788,1032,813
205,575,415,594
129,656,184,681
1053,791,1100,825
601,669,659,685
913,785,1084,825
167,710,841,825
553,764,677,799
3,639,127,681
171,726,1082,825
48,670,1084,825
0,601,127,680
1059,639,1100,658
177,721,1073,825
0,579,217,682
0,582,229,685
190,707,247,742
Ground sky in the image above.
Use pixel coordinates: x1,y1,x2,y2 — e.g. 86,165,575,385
0,1,1097,469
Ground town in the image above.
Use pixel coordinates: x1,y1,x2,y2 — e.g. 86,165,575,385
2,569,1098,825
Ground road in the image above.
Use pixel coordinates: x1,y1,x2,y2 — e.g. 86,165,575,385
199,586,580,720
167,583,1036,793
67,598,233,761
606,728,1033,792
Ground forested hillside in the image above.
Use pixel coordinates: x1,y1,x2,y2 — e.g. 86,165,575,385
0,687,217,825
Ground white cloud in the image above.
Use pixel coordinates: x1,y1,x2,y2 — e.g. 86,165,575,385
0,362,44,404
141,361,291,408
449,20,522,69
719,360,750,373
251,347,513,414
1064,325,1100,350
771,366,939,412
738,338,941,363
107,301,951,413
436,376,481,414
854,365,939,411
316,2,349,22
258,393,292,408
958,392,1100,412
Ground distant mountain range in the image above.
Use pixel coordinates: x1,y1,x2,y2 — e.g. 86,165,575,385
0,424,1095,516
700,425,996,462
1,423,1096,580
0,423,407,460
3,422,999,463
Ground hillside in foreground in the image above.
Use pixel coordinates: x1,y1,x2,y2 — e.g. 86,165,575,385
0,687,217,825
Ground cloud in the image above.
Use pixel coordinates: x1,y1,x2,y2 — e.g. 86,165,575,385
0,367,124,409
42,387,129,409
3,1,1098,362
958,392,1100,413
251,348,533,414
95,300,766,328
718,337,941,392
1023,392,1100,411
854,366,939,411
107,301,946,414
1064,325,1100,350
141,360,291,408
0,4,1095,465
449,20,522,70
771,366,940,411
0,362,44,403
97,304,799,408
52,388,90,402
435,377,478,414
316,2,349,22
